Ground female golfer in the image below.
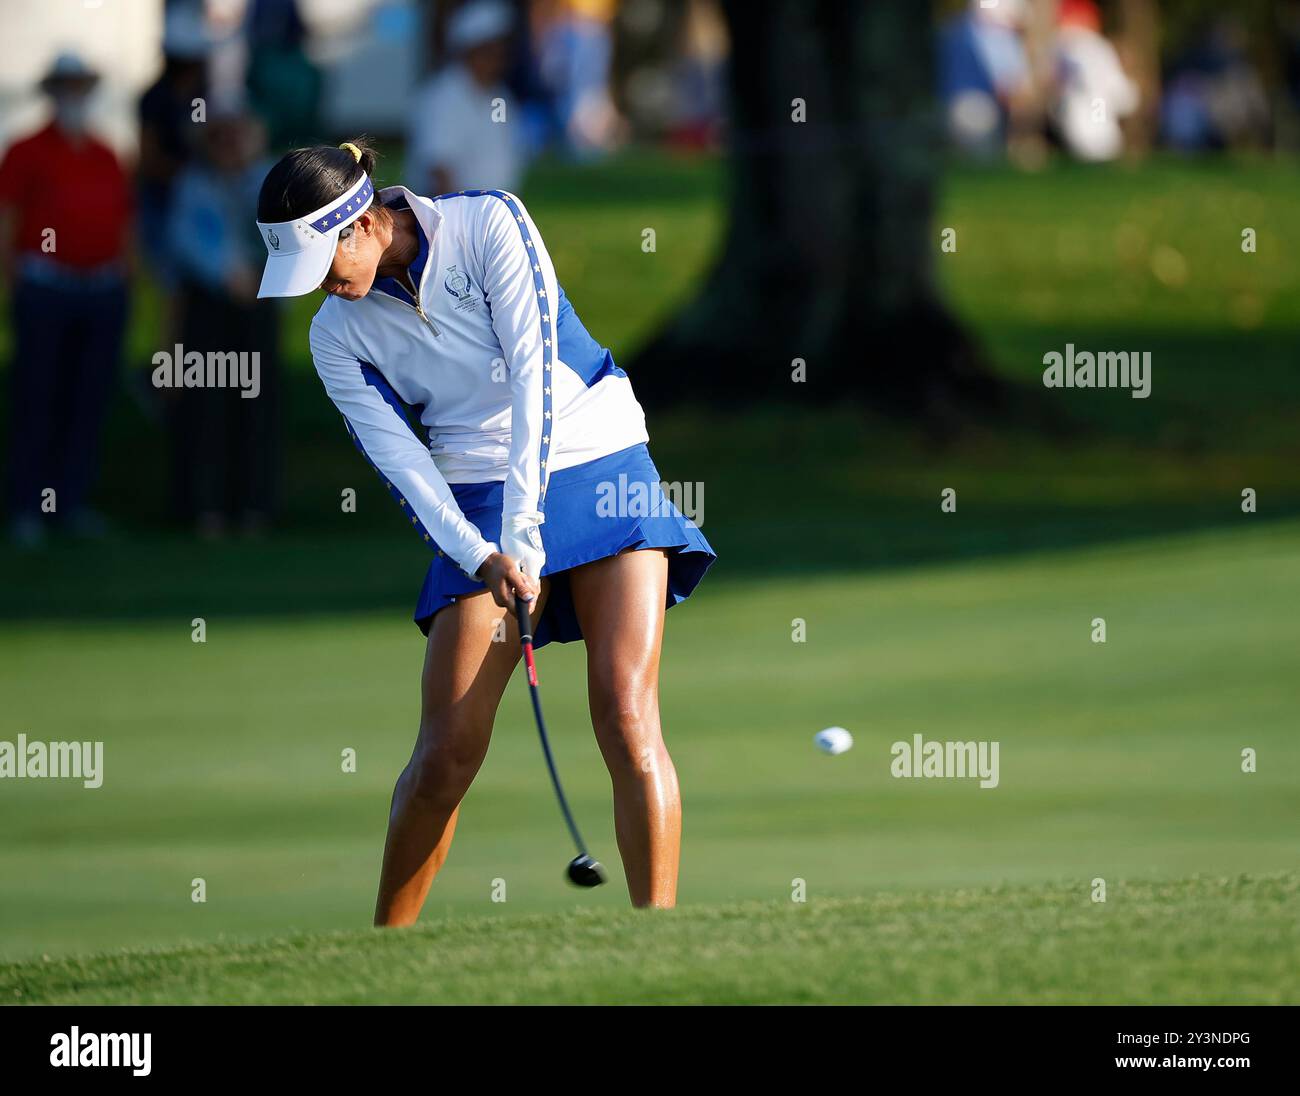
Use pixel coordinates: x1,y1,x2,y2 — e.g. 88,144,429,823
255,141,714,918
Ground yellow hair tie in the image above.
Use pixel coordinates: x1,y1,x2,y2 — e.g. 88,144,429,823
339,142,363,163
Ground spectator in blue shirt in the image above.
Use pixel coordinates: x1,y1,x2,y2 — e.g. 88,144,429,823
939,0,1031,158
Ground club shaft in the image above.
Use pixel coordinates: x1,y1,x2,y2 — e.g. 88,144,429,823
515,597,589,855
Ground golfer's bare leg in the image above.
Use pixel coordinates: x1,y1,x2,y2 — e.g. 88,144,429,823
569,548,678,908
373,586,546,926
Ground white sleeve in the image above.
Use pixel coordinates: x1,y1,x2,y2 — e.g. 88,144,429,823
310,319,498,578
478,192,559,521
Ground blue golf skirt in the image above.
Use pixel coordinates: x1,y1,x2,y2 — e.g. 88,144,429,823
415,443,716,647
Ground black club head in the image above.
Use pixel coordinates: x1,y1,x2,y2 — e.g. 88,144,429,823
566,855,607,888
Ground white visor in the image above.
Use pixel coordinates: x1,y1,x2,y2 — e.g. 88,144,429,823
256,172,375,298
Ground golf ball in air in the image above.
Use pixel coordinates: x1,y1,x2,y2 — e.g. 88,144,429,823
814,727,853,755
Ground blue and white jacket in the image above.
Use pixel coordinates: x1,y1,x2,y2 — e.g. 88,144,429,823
309,186,649,578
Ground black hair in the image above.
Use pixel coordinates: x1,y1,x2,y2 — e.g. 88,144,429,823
256,137,380,223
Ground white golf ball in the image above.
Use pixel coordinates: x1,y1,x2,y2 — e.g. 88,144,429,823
814,726,853,755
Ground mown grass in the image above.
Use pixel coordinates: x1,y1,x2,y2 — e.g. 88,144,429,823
4,873,1295,1004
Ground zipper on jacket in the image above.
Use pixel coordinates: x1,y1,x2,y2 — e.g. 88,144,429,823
413,297,441,337
396,270,440,337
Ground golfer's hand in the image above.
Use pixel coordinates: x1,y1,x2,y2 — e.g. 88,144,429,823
476,551,540,609
500,511,546,583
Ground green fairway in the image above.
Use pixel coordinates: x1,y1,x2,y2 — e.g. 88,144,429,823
4,873,1296,1004
1,520,1296,965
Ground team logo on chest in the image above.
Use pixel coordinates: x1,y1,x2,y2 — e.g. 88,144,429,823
443,265,479,312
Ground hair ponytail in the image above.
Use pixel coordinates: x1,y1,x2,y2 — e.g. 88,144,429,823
256,136,381,224
340,137,380,179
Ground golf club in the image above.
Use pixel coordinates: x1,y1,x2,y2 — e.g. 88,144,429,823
514,594,607,888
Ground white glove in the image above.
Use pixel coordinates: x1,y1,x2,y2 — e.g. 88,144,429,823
500,510,546,581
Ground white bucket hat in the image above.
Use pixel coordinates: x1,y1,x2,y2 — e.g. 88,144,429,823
256,170,375,298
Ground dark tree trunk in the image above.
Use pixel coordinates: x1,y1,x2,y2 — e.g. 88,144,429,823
630,0,1003,424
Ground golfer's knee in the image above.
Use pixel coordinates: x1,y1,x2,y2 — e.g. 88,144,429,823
406,721,487,804
591,698,660,773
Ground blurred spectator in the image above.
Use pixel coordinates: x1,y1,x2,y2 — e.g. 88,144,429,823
407,0,525,194
536,0,622,158
665,0,728,150
245,0,322,148
166,99,280,537
938,0,1031,159
0,53,131,548
1161,18,1270,152
138,1,211,292
1052,0,1139,162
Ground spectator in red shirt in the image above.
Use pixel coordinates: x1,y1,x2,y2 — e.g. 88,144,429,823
0,52,131,548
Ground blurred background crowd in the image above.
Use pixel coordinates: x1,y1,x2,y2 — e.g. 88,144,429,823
940,0,1294,163
0,0,1297,547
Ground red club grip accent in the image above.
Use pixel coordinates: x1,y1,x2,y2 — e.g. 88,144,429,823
514,596,538,684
